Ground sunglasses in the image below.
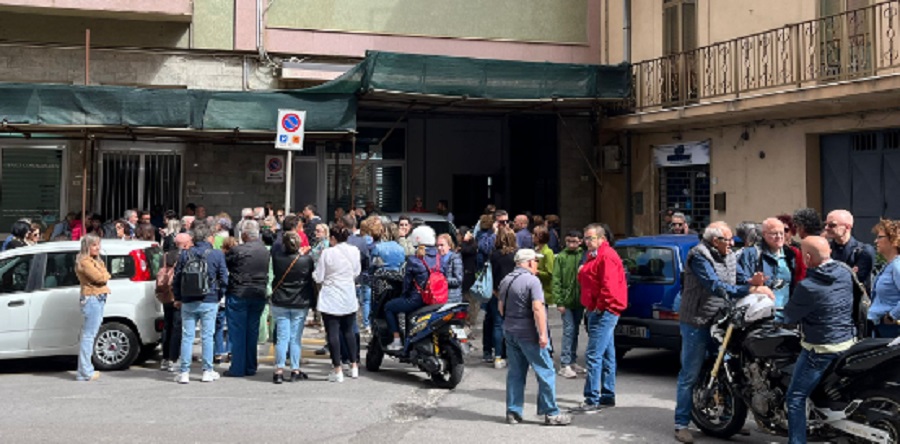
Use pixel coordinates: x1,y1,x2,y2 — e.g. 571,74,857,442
825,222,841,229
497,220,509,225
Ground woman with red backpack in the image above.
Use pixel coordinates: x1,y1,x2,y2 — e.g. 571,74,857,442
385,225,444,351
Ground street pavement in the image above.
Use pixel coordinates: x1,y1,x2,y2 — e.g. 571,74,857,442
0,317,789,444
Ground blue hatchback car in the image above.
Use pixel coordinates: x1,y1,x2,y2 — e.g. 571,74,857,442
613,234,699,358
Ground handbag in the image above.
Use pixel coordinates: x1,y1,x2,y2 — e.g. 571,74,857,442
470,261,494,303
272,253,300,295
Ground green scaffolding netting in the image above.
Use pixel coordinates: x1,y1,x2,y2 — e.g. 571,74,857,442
308,50,632,100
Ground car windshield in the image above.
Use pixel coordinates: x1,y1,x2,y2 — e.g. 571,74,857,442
616,246,676,283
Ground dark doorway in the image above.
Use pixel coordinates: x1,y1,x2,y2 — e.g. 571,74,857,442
453,174,492,228
508,116,559,216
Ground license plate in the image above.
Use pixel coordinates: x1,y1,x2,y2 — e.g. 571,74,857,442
615,325,649,338
451,326,467,340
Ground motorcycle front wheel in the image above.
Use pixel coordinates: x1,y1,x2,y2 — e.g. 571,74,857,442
691,363,748,439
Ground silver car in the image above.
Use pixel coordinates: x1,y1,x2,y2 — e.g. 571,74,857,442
0,240,163,370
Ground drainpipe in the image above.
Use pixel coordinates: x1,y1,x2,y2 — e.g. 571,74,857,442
623,0,634,237
256,0,266,61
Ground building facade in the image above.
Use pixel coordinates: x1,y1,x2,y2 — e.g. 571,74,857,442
601,0,900,242
0,0,617,233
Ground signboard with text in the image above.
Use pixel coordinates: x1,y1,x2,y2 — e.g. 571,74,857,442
275,109,306,151
265,155,285,183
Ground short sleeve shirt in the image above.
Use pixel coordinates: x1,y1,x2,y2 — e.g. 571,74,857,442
500,268,546,343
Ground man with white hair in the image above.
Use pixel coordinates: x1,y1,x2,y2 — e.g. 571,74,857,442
223,220,270,377
738,218,800,314
233,208,254,243
668,212,695,235
123,209,138,238
673,222,773,443
824,209,875,288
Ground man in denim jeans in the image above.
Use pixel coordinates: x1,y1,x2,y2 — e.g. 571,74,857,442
173,221,229,384
571,224,627,414
673,222,772,443
783,236,856,444
499,249,571,426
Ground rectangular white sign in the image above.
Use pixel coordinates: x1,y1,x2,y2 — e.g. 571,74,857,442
275,109,306,151
265,155,285,183
653,140,710,167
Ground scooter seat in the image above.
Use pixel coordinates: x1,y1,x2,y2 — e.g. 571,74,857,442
410,304,446,319
831,338,896,375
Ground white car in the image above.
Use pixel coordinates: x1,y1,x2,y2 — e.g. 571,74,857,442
0,240,163,370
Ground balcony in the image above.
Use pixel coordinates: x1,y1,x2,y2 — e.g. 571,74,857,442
0,0,192,21
632,0,900,111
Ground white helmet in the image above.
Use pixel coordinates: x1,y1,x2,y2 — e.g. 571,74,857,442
409,225,436,247
735,293,776,323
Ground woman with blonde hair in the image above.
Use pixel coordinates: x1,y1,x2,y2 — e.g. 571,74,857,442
310,223,330,264
74,233,111,381
437,233,464,303
870,219,900,338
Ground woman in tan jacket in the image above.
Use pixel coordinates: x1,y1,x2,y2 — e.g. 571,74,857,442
74,234,110,381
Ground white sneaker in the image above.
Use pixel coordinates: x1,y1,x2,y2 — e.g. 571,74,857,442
350,366,359,379
386,340,403,351
328,370,345,383
558,365,578,379
175,372,190,384
494,358,507,369
201,370,220,382
160,359,170,371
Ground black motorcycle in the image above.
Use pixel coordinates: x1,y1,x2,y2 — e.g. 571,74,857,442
692,295,900,443
365,269,468,389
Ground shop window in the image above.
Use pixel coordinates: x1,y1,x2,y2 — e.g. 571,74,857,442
0,147,63,230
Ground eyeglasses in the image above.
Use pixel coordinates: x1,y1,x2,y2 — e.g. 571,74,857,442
825,222,841,229
584,235,600,240
876,235,889,240
497,220,509,225
716,236,735,243
765,231,785,237
670,222,684,227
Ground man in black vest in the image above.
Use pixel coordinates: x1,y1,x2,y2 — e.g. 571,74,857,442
674,222,772,443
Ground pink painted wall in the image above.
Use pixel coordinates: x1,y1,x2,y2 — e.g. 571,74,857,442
234,0,256,51
0,0,192,18
263,2,602,64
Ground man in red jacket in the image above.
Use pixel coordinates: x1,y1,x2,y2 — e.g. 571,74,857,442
570,223,628,414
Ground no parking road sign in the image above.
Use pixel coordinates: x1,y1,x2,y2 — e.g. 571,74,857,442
275,109,306,150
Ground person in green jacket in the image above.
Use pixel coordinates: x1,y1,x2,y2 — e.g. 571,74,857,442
533,226,556,304
553,230,586,379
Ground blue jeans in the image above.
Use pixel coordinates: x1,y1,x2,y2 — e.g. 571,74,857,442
505,334,560,417
786,348,839,444
225,295,266,376
560,306,585,366
674,323,718,428
482,296,505,359
583,310,619,405
180,301,218,373
76,295,106,381
874,323,900,338
214,305,230,356
358,284,372,329
271,306,309,370
385,294,425,335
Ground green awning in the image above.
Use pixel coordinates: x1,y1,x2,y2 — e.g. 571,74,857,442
0,83,356,133
310,50,631,101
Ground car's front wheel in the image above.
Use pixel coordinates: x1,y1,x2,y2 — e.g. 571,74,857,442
92,322,140,371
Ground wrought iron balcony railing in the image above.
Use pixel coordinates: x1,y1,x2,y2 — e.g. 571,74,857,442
632,0,900,110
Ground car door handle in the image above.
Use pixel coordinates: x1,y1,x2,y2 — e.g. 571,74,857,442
8,300,25,307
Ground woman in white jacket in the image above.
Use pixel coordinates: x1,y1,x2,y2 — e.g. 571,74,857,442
313,227,361,382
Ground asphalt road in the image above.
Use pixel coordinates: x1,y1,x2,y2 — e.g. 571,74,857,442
0,318,789,444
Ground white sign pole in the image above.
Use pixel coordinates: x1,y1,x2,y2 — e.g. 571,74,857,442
285,150,293,214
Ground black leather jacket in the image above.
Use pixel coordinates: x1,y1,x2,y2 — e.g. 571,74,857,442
224,240,270,299
270,246,315,309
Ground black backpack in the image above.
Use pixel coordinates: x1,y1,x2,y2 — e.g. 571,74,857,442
180,250,212,297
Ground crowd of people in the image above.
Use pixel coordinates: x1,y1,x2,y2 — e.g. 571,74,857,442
8,199,900,440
